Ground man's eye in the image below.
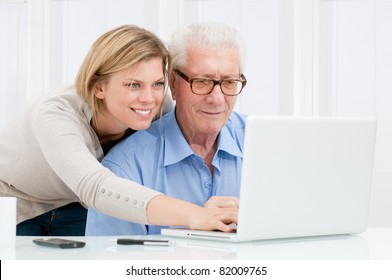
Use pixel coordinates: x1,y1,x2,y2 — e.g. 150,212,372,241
224,80,237,85
193,79,210,87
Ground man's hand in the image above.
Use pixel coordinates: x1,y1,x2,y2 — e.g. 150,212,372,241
204,196,239,209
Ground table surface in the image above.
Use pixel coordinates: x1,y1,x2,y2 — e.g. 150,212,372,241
2,227,392,260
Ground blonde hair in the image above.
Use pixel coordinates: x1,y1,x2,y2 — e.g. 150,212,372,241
75,25,171,126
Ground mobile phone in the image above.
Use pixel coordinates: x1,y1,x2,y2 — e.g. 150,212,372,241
33,238,86,249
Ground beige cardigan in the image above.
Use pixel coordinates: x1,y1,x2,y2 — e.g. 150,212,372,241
0,86,161,224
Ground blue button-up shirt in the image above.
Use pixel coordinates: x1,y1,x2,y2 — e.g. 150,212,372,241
86,109,246,235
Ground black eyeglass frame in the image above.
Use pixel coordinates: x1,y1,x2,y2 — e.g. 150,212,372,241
174,69,247,96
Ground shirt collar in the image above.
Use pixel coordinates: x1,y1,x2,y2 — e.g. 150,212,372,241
164,110,194,166
164,109,243,166
216,125,243,158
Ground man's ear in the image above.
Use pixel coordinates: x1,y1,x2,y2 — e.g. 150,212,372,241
169,71,177,101
93,82,105,99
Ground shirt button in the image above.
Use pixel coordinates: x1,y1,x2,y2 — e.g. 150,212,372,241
107,191,112,196
115,194,120,199
130,199,137,205
100,188,106,194
124,197,129,202
138,201,145,207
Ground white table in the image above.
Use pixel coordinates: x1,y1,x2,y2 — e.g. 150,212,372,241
2,227,392,260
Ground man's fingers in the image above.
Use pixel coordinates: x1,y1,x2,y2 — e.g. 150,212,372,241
205,196,239,209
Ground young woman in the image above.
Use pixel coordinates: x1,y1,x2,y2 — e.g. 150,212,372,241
0,25,237,236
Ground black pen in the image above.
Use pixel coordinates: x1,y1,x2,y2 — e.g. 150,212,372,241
117,238,176,246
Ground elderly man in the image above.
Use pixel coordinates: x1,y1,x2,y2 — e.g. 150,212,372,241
86,22,247,235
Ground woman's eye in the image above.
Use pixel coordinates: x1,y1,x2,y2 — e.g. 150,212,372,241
126,83,140,89
154,82,165,88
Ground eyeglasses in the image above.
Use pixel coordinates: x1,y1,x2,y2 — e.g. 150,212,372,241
174,69,247,96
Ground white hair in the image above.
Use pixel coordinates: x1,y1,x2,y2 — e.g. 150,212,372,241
168,22,246,73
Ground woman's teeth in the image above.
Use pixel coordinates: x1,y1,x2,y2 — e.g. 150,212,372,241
134,109,151,115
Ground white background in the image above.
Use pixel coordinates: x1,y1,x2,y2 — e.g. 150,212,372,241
0,0,391,228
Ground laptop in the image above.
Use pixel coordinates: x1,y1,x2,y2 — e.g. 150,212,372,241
161,115,377,242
